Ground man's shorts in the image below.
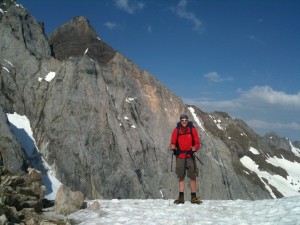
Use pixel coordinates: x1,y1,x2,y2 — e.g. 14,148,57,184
176,157,198,179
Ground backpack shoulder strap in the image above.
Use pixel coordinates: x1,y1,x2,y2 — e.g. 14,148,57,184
188,121,195,145
187,121,194,128
176,122,181,147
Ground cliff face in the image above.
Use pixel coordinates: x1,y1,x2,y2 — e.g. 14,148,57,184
1,1,299,200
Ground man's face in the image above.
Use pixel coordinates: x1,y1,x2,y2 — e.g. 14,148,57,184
181,119,188,128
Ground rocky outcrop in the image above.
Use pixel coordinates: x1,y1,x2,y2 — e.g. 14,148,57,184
0,166,70,224
0,0,50,60
1,0,299,202
54,185,84,216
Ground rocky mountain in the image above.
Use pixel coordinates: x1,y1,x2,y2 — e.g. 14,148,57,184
1,0,299,202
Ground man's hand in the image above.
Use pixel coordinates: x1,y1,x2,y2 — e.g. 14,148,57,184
170,144,176,150
192,146,196,151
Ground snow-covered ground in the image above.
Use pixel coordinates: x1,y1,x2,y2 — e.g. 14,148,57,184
68,197,300,225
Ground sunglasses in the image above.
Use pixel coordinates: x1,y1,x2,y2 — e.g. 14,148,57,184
181,119,188,122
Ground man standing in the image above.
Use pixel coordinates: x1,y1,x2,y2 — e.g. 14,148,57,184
170,114,201,204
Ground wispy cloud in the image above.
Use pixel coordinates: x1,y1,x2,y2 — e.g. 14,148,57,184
245,119,300,140
171,0,203,32
248,35,265,44
147,25,152,33
246,119,300,131
183,86,300,140
204,72,233,83
187,86,300,112
257,18,264,23
114,0,145,14
104,22,119,30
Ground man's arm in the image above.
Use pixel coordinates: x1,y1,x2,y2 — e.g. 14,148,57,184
170,129,177,150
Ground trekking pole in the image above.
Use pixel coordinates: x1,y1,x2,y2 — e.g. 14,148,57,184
169,150,174,206
192,152,204,166
171,150,174,172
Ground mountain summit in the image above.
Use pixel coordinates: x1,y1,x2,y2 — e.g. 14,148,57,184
1,1,300,201
48,16,116,64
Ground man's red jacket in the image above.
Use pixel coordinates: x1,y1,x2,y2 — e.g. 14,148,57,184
170,126,200,158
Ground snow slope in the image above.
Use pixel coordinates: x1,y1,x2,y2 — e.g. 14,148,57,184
241,147,300,198
68,197,300,225
6,112,62,200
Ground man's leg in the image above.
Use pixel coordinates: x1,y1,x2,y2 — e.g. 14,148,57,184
174,177,185,204
179,177,185,192
174,157,185,204
188,159,202,204
190,178,196,192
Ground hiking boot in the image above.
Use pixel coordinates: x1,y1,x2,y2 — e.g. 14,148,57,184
191,197,202,204
174,195,184,204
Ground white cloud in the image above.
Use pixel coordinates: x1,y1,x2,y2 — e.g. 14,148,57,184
204,72,233,83
191,86,300,111
171,0,203,32
184,97,240,113
183,86,300,140
147,25,152,33
114,0,145,14
239,86,300,108
104,22,118,30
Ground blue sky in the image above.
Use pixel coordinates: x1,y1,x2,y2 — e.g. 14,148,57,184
18,0,300,141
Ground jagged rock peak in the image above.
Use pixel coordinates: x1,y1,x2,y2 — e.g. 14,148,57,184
0,0,18,11
48,16,116,64
0,0,51,59
0,0,24,22
264,132,291,151
52,16,98,37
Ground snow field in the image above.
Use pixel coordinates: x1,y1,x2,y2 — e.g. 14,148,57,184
68,197,300,225
6,112,62,200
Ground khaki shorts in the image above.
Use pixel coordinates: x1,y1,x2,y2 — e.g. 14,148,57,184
176,157,198,179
